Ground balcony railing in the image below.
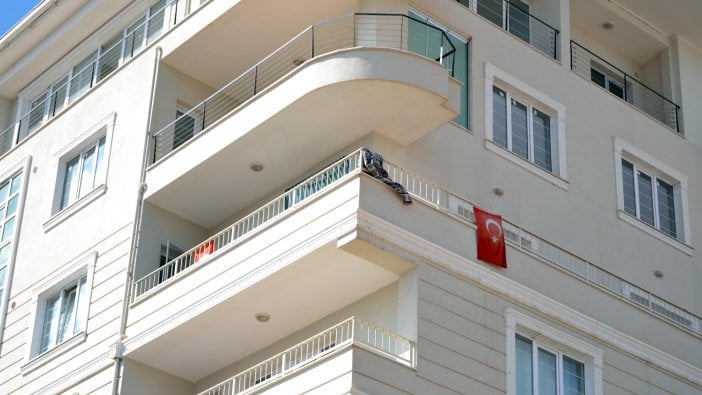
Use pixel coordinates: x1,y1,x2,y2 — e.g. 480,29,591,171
199,317,415,395
133,149,701,336
570,41,681,133
456,0,559,59
150,13,457,164
0,0,209,158
132,150,363,301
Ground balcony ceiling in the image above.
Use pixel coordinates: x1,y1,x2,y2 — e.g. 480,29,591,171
126,243,401,382
614,0,702,49
162,0,358,89
571,0,668,65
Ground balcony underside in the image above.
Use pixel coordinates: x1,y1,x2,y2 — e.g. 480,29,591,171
126,176,417,382
145,48,460,228
160,0,358,88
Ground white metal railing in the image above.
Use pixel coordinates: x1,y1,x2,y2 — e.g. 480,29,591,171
198,317,414,395
132,149,701,336
150,13,457,163
131,150,364,301
0,0,209,157
384,162,701,336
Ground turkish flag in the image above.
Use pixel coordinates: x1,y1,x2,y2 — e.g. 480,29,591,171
474,207,507,268
194,239,216,263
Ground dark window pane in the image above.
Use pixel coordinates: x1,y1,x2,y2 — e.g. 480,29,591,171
478,0,504,27
493,87,508,148
621,160,637,216
657,180,676,237
510,98,529,160
515,335,533,395
508,0,530,43
532,109,552,171
637,171,655,226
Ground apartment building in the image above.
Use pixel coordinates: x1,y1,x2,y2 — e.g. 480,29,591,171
0,0,700,393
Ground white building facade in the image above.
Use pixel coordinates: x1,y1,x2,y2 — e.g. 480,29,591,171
0,0,700,394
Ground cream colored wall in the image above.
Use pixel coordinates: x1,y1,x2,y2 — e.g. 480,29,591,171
195,280,402,392
121,359,194,395
136,202,209,280
674,36,702,147
0,36,158,394
0,95,11,133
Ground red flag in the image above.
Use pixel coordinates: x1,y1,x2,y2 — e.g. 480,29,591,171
194,239,216,263
474,207,507,268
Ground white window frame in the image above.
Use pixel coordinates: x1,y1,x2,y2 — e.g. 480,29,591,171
613,138,691,254
485,63,568,189
44,113,116,231
22,252,97,375
506,308,603,395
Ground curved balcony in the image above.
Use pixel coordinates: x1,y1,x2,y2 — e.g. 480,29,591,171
144,13,462,228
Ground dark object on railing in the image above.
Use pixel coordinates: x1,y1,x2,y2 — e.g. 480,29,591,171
361,148,412,205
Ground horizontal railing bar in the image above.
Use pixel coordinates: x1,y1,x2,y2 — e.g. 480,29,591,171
570,41,679,108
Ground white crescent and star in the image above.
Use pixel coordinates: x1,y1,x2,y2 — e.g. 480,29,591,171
485,218,503,244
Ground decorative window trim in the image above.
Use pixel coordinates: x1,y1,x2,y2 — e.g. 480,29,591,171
43,113,116,232
613,138,692,254
505,308,604,395
485,63,568,189
22,251,97,375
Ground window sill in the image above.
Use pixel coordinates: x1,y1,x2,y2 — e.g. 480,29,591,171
617,211,693,256
485,140,569,190
43,184,107,232
20,331,87,375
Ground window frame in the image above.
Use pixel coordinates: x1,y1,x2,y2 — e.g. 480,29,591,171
22,252,97,374
44,113,116,231
59,136,107,210
613,138,691,253
485,63,568,189
506,308,603,395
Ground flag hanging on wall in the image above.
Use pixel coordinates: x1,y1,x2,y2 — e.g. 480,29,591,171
474,206,507,268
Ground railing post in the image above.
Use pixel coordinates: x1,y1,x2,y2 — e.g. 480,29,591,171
675,106,681,134
624,74,629,102
201,101,207,131
553,30,558,60
281,353,287,374
311,25,315,58
569,40,574,70
12,121,20,146
253,66,258,95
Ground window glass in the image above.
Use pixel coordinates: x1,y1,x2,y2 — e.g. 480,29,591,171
147,0,168,44
510,98,529,160
1,217,15,242
69,51,98,101
493,87,508,148
637,171,655,226
60,137,107,210
478,0,503,26
49,76,69,116
621,160,637,216
174,110,196,150
124,16,147,59
28,91,48,134
563,356,585,395
97,34,122,81
538,348,557,395
508,0,530,43
657,180,676,237
532,109,552,171
515,335,533,395
38,276,87,354
449,33,470,128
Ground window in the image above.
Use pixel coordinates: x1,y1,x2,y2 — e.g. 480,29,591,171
39,276,87,354
516,334,585,395
159,241,184,283
614,138,690,251
24,253,96,372
60,137,107,210
590,67,625,100
506,308,603,395
493,86,553,171
173,108,198,150
0,171,23,314
485,63,567,187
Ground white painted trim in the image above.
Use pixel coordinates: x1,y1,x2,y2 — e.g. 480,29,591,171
484,62,568,180
29,350,114,395
505,308,604,395
48,113,116,217
613,137,692,247
354,210,702,387
485,139,569,190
